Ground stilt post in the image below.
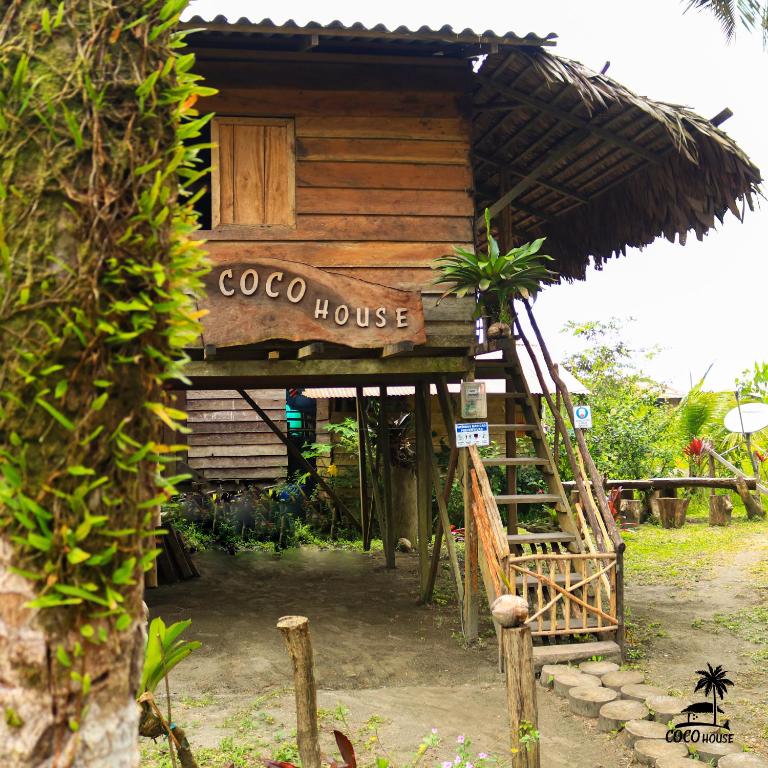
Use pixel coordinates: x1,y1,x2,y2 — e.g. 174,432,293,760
379,388,396,568
276,616,322,768
462,446,480,640
416,381,433,600
355,388,371,550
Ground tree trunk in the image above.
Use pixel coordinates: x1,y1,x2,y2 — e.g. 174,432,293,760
0,2,208,765
390,465,418,544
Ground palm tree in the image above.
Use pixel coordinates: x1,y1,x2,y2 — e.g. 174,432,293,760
683,0,768,45
694,663,735,726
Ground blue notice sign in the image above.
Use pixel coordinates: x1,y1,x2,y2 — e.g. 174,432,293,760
455,421,490,448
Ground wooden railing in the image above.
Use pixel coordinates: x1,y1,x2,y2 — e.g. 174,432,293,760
506,552,618,637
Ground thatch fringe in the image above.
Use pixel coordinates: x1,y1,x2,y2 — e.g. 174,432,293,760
474,49,762,280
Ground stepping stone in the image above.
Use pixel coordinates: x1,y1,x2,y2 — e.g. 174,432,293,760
552,670,602,698
579,660,620,677
634,738,689,765
696,739,743,764
539,664,568,689
657,759,705,767
645,695,692,724
621,719,670,749
568,685,619,718
598,699,649,732
621,683,666,703
602,669,645,691
719,755,768,767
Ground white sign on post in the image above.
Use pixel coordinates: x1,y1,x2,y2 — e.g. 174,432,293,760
455,421,490,448
573,405,592,429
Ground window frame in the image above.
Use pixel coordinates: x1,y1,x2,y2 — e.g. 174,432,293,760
210,116,296,231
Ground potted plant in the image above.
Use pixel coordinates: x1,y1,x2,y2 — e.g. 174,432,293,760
433,208,556,338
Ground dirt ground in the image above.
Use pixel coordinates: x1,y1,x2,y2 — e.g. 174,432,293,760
145,548,634,767
625,534,768,756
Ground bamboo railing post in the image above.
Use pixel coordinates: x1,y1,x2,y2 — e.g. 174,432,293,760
277,616,322,768
462,447,480,640
499,602,540,768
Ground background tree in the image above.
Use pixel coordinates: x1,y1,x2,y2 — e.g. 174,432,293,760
0,1,210,765
553,318,678,480
684,0,768,45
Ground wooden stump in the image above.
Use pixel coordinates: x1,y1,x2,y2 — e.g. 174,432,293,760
621,683,666,702
634,738,688,765
619,499,643,525
658,497,689,529
502,624,540,768
578,660,619,677
568,685,618,718
696,740,742,764
597,700,649,732
645,695,691,724
601,670,644,692
621,719,670,748
539,664,568,689
709,494,734,526
277,616,322,768
656,758,706,768
552,671,602,698
720,755,768,767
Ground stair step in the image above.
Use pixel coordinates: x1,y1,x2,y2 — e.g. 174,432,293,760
495,494,561,504
482,457,548,466
488,423,538,431
533,641,621,670
508,532,577,545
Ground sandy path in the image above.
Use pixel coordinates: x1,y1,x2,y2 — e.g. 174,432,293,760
625,534,768,755
146,548,631,767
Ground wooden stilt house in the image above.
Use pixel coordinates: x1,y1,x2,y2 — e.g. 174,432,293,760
177,16,761,660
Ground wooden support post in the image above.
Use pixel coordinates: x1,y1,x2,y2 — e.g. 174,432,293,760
416,382,432,601
463,447,480,640
379,388,396,568
356,388,371,551
424,378,459,603
500,605,540,768
276,616,322,768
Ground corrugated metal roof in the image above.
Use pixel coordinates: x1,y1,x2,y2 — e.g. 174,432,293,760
302,347,587,398
180,16,557,56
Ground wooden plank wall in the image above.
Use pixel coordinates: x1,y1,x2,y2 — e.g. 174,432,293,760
185,389,288,482
194,55,478,348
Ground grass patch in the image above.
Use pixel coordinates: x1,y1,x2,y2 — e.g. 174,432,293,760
622,518,766,586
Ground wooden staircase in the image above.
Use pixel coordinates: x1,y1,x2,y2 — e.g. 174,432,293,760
464,304,625,663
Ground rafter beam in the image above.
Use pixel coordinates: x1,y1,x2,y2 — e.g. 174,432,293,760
488,128,591,218
476,72,660,163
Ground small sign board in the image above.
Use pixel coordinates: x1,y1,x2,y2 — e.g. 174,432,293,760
460,381,487,419
573,405,592,429
455,421,490,448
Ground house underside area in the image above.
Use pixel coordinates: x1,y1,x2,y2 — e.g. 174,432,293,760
163,16,761,661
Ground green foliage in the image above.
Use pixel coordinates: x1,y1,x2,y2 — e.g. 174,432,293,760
556,319,678,480
433,208,555,323
140,617,201,696
675,379,730,444
0,0,212,743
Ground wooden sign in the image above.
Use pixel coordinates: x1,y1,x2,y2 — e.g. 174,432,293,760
200,257,426,349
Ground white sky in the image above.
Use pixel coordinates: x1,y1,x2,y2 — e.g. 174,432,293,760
184,0,767,392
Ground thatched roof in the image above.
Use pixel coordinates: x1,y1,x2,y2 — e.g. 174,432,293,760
473,49,762,280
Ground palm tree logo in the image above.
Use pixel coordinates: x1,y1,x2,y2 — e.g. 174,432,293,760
694,663,734,727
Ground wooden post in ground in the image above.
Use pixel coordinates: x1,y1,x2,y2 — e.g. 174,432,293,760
494,596,540,768
462,447,480,640
276,616,322,768
355,388,371,551
416,382,432,600
379,388,396,568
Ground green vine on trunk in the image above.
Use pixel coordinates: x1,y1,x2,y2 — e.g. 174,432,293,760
0,0,212,746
